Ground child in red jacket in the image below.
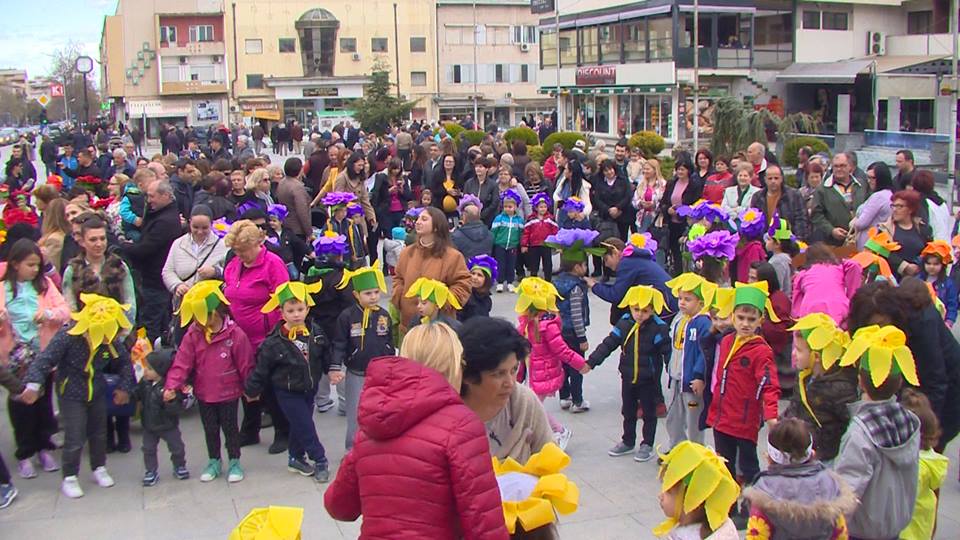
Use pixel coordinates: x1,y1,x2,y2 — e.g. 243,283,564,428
521,193,559,281
707,281,781,488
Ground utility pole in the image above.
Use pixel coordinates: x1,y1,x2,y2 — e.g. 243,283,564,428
555,4,561,132
692,0,700,151
473,0,479,123
394,3,401,98
950,0,958,211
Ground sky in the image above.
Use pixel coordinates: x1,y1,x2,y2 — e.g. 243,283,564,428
0,0,116,80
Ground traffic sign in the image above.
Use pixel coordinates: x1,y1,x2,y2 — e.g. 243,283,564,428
36,94,51,108
50,83,64,97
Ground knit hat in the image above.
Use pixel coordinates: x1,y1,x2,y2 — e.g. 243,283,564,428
789,313,850,370
618,285,667,313
515,277,562,314
146,349,174,378
337,261,387,292
653,441,740,536
404,277,463,310
175,280,229,328
261,281,323,313
921,240,953,265
467,254,499,282
544,229,606,263
839,325,919,387
665,273,717,309
713,281,781,322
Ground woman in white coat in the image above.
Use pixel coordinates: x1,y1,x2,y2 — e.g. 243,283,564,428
721,162,761,217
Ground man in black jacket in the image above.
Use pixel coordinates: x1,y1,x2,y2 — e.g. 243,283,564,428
121,180,183,344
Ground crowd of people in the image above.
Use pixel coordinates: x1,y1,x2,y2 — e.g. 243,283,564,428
0,117,955,540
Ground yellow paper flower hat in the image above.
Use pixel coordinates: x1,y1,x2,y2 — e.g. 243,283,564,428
839,325,919,388
261,281,323,313
618,285,667,313
229,505,303,540
665,273,717,313
336,260,387,292
713,281,780,322
654,441,740,536
789,313,850,370
515,277,562,314
492,442,579,534
176,280,229,328
404,277,463,310
69,293,133,398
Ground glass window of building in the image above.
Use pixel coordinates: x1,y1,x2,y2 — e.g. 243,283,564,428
245,39,263,54
801,11,821,29
410,36,427,52
521,64,529,82
907,11,934,34
648,17,672,61
296,8,340,77
279,38,296,53
754,11,793,68
160,26,176,45
541,29,557,67
822,12,848,31
599,22,621,64
371,38,389,52
559,28,578,67
189,25,214,42
717,14,749,48
595,96,610,133
246,74,263,89
623,20,647,63
580,26,599,65
490,25,511,45
340,37,356,52
411,71,427,87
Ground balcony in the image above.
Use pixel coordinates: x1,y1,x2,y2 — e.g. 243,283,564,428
886,33,956,56
161,80,227,96
158,41,226,57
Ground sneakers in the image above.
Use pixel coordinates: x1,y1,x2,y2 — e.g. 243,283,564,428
92,466,115,488
507,283,517,293
608,442,635,457
316,398,335,413
227,459,244,483
38,450,59,472
569,400,591,413
200,459,221,482
634,444,654,462
496,283,504,293
268,438,289,455
61,476,84,498
313,462,330,483
143,470,159,487
173,466,190,480
554,427,573,451
559,399,572,410
287,456,315,477
18,459,36,479
0,484,16,509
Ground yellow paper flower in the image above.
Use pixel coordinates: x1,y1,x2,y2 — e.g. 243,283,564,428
789,313,850,370
261,281,323,314
69,293,133,352
176,280,230,328
336,260,387,292
653,441,740,536
665,273,717,312
404,277,463,310
515,277,562,314
618,285,667,314
229,505,303,540
839,325,919,388
492,442,579,534
746,515,772,539
713,281,780,322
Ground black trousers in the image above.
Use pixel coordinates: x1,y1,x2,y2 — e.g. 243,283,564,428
7,375,57,460
240,386,289,441
0,451,10,484
60,397,107,478
142,426,186,472
558,332,584,404
713,429,760,484
140,286,172,346
199,400,241,461
525,246,553,281
620,378,658,447
106,415,130,448
667,220,687,276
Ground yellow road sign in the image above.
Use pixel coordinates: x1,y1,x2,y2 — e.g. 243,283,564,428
36,94,51,108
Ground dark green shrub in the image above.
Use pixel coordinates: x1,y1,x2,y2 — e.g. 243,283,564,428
504,126,539,147
440,122,465,141
627,131,665,158
782,136,829,168
458,129,485,147
528,145,546,165
541,132,588,152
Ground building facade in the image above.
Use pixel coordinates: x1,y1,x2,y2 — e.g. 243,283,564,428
0,69,29,97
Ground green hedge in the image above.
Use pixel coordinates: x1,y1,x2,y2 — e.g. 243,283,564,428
541,132,588,152
659,156,675,179
528,145,546,165
504,126,539,147
458,129,485,147
436,122,464,141
627,131,665,158
781,136,830,168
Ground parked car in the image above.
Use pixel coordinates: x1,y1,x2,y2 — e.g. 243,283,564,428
0,128,18,146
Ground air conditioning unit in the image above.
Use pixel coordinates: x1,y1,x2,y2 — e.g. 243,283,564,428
519,43,531,52
351,53,361,61
212,55,222,64
867,31,886,55
179,56,188,65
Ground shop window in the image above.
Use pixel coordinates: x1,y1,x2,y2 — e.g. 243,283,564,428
908,11,933,35
595,96,610,133
822,12,848,31
901,99,934,131
599,22,621,64
246,74,263,89
371,38,388,52
410,37,427,52
340,38,356,52
580,26,599,65
279,38,296,53
411,71,427,87
801,11,820,30
245,39,262,54
623,20,647,63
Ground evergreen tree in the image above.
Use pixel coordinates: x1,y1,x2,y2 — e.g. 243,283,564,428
350,60,416,135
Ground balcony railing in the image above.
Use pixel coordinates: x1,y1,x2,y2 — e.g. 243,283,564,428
158,41,226,57
161,80,227,95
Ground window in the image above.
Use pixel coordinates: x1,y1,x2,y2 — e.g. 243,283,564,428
410,37,426,52
246,74,263,89
411,71,427,87
513,25,537,44
908,11,934,35
371,38,388,52
160,26,176,44
801,11,820,30
340,38,356,52
489,25,511,45
599,22,621,63
453,64,462,83
623,20,647,62
541,29,557,67
244,39,262,54
580,26,599,64
449,64,474,84
495,64,505,83
279,38,296,53
559,28,578,67
189,25,214,42
521,64,529,83
648,17,672,61
822,12,848,31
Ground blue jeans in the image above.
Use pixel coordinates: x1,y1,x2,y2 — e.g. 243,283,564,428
493,245,518,284
275,388,327,465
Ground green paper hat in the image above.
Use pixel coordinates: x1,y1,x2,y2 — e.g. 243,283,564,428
261,281,323,313
769,218,793,241
714,281,780,322
337,261,388,292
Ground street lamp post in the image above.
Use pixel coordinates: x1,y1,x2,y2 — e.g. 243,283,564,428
473,0,479,124
75,55,94,128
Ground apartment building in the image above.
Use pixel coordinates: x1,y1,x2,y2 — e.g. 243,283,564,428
0,69,29,97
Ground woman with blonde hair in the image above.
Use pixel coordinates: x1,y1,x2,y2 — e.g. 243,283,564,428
104,173,130,239
399,323,464,391
633,158,667,232
245,168,275,208
39,198,71,271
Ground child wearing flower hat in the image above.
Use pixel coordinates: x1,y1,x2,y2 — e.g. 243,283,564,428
460,255,496,321
405,277,463,332
733,208,766,283
919,239,958,326
520,193,559,281
587,285,671,462
491,189,525,292
654,441,740,539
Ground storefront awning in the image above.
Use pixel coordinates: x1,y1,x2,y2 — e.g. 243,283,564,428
242,110,281,121
777,59,874,84
538,85,673,95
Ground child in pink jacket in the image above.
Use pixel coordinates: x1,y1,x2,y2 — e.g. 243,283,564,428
791,244,861,326
515,277,589,451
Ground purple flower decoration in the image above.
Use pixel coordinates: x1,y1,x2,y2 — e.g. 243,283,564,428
313,232,349,256
405,206,425,220
544,228,607,262
267,204,288,222
265,235,280,246
678,199,728,223
346,202,364,217
211,218,231,239
563,197,585,213
467,254,499,282
236,199,261,219
531,192,551,210
500,188,522,206
687,230,740,261
458,194,483,214
737,207,766,239
321,191,357,208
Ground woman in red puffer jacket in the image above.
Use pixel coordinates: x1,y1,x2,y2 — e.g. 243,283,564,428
324,326,508,540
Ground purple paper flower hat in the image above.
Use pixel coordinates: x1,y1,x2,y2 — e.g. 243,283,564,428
346,202,364,217
467,254,499,282
678,199,728,223
405,206,425,221
563,196,585,213
267,203,288,222
211,218,231,238
687,230,740,261
623,232,658,257
322,191,357,209
458,194,483,214
500,188,522,206
531,192,552,210
313,231,349,256
236,199,262,218
737,207,766,239
544,228,606,263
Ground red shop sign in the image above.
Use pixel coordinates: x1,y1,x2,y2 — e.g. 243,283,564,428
576,65,616,86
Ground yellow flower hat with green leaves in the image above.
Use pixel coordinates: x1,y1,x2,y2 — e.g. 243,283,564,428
654,441,740,536
618,285,667,313
839,324,919,388
404,277,463,310
336,260,388,292
789,313,850,370
175,280,230,328
515,277,563,314
261,281,323,314
229,505,303,540
664,273,717,313
492,442,579,534
713,281,780,322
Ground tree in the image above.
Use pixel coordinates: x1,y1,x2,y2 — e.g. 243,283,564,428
44,41,101,125
710,96,819,158
350,59,416,135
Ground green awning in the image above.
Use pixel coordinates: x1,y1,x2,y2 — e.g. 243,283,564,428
539,85,673,95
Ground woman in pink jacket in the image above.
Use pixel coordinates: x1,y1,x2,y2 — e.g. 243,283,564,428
515,277,590,451
791,243,861,326
0,239,70,477
221,220,290,451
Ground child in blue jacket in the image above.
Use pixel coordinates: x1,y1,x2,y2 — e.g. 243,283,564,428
491,189,524,292
920,241,958,326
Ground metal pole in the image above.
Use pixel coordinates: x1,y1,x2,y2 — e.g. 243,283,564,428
82,73,90,129
62,76,70,123
473,0,479,124
555,4,561,132
950,0,958,212
394,3,402,99
692,0,699,150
